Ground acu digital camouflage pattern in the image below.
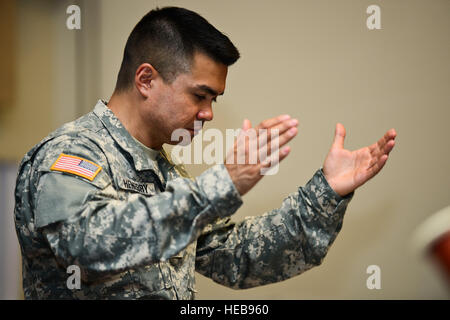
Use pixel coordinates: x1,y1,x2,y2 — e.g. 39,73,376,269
14,100,353,299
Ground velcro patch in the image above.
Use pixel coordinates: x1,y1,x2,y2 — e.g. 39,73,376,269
50,153,102,181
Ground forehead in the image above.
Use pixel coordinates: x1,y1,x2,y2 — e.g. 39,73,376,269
175,52,228,94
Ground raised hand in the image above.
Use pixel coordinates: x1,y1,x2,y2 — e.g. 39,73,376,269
225,115,299,196
323,123,397,197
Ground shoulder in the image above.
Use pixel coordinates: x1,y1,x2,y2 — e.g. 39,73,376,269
15,114,115,227
18,112,114,188
20,111,105,165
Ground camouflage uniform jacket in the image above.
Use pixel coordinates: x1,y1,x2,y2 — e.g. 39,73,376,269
14,100,353,299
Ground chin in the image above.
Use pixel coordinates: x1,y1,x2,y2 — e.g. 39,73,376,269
167,126,195,147
167,136,194,147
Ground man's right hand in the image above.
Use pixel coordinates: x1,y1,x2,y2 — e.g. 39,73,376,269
224,115,299,196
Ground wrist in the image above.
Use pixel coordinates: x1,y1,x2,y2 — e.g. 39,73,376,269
322,170,352,198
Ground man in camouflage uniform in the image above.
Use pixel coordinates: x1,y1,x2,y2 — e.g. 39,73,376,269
14,7,397,299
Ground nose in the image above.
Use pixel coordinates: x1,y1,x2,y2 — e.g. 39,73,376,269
197,106,213,122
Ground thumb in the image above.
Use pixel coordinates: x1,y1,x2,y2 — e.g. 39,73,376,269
332,123,346,149
242,119,252,131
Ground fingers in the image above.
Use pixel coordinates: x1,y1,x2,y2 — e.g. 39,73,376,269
368,128,396,170
387,128,397,140
258,122,298,151
267,118,298,136
257,117,299,149
384,139,395,155
367,129,396,180
369,128,397,158
332,123,346,149
367,154,389,179
257,116,298,144
255,114,291,131
254,126,297,165
233,115,298,172
260,145,291,168
242,118,252,131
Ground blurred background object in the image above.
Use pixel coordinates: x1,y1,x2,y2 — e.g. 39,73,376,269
0,0,15,109
412,206,450,288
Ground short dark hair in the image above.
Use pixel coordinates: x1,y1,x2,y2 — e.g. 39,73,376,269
114,6,240,92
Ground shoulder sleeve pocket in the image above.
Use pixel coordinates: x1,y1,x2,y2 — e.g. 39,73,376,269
35,171,107,229
31,136,113,228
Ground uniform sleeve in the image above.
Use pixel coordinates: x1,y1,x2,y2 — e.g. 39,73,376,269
195,169,353,289
32,137,242,282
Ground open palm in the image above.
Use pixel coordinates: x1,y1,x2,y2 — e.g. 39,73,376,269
323,123,397,197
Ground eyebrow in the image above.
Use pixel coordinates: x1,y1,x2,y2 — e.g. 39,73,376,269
194,84,224,97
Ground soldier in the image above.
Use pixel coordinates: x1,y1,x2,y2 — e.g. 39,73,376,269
14,7,396,299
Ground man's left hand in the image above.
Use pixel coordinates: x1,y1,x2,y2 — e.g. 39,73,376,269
323,123,397,197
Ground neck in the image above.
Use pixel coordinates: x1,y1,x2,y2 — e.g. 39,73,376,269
108,91,163,150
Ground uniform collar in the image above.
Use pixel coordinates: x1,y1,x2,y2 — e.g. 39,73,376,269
92,100,174,178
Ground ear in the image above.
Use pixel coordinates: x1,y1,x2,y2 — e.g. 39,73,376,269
134,63,157,98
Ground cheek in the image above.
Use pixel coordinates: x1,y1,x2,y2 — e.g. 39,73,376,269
156,90,198,128
174,96,199,119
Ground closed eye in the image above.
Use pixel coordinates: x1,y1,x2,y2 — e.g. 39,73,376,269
194,94,206,101
194,94,217,103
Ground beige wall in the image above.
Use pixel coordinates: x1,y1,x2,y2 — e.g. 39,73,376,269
0,0,101,161
0,0,54,161
1,0,449,299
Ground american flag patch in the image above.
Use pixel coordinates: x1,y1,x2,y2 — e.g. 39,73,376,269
50,153,102,181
